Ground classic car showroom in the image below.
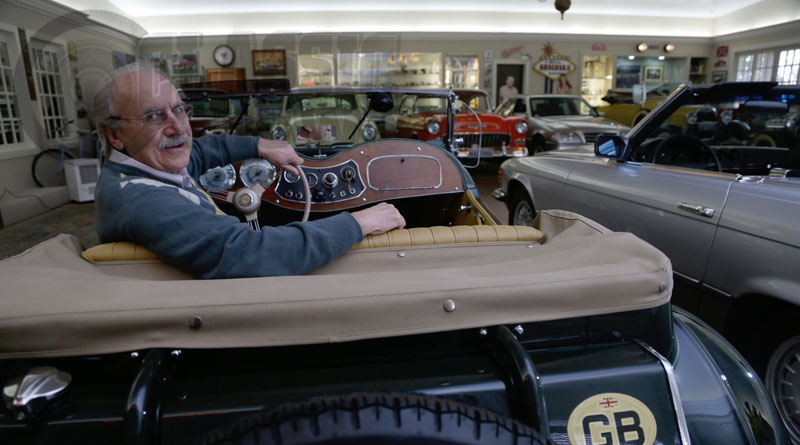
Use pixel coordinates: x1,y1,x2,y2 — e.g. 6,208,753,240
0,0,799,443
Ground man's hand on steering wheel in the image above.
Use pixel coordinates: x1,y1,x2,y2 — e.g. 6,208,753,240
257,138,304,175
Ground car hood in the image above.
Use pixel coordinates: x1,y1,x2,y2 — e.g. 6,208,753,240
534,116,627,133
423,112,523,133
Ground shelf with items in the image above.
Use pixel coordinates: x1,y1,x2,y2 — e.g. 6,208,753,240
298,54,335,87
336,52,443,87
689,57,707,83
445,55,479,89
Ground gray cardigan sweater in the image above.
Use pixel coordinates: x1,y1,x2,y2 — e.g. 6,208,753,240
95,134,362,278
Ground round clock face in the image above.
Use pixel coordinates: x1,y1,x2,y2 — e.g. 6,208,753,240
213,45,235,67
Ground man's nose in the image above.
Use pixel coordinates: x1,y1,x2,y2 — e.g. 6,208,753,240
162,109,184,134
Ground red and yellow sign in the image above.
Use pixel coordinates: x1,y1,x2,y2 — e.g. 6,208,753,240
533,42,576,81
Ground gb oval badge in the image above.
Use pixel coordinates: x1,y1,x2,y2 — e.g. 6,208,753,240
567,393,657,445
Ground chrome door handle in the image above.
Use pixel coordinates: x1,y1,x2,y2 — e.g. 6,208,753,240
678,202,715,217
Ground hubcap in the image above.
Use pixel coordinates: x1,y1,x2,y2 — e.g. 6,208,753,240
513,200,534,226
767,336,800,443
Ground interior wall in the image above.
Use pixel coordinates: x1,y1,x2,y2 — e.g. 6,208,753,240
139,33,713,98
712,20,800,82
0,0,137,194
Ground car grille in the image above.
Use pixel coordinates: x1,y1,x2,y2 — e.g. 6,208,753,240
583,132,601,143
456,132,510,148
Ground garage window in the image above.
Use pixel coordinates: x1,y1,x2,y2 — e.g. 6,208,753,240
0,35,23,147
777,48,800,85
31,43,69,140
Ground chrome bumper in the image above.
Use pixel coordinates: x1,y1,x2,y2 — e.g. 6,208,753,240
491,188,507,201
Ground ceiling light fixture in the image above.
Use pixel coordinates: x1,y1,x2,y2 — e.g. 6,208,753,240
664,43,676,52
658,55,666,60
636,43,648,52
628,55,635,60
554,0,571,20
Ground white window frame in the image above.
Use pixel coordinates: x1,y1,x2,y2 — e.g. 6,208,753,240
776,48,800,85
29,38,75,145
735,45,800,85
0,23,37,159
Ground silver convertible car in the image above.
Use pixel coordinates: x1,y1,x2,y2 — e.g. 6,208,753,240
495,94,629,153
495,81,800,442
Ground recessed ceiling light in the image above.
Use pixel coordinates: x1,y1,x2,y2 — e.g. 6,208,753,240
658,56,666,60
628,55,635,60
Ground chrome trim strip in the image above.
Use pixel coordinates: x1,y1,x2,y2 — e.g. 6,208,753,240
635,339,691,445
366,155,443,191
700,282,733,298
673,270,700,284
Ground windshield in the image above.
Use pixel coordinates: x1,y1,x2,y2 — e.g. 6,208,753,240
529,97,594,117
632,90,800,175
285,94,358,112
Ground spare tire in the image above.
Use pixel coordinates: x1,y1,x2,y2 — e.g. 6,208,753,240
200,392,550,445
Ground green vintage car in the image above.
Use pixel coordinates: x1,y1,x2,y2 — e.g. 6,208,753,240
269,88,380,154
0,88,789,444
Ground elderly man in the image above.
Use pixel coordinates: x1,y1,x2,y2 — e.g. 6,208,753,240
92,65,405,278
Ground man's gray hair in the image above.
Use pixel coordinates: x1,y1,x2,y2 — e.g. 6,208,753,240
92,63,171,159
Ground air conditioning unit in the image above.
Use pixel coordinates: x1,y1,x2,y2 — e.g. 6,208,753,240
64,159,101,202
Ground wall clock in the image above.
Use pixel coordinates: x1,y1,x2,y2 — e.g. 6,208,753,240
213,45,235,67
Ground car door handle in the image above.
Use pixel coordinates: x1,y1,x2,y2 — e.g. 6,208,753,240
678,202,715,217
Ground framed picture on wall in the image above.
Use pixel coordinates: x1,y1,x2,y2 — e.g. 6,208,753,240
644,65,664,82
253,49,286,75
615,64,641,88
172,54,198,75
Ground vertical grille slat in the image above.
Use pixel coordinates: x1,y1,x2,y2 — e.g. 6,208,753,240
455,132,510,148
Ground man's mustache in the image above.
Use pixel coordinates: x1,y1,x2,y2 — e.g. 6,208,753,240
158,133,189,149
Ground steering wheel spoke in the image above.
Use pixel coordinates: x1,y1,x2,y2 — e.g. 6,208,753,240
205,187,234,203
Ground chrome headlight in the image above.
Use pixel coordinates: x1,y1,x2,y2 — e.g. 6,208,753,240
686,110,698,125
765,117,791,130
514,121,528,134
271,125,286,141
426,121,441,135
552,131,582,143
362,123,377,140
720,109,733,125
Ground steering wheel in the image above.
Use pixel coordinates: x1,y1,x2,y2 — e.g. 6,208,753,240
652,134,722,172
206,165,311,231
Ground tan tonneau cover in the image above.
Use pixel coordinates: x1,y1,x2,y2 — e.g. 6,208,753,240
0,210,672,358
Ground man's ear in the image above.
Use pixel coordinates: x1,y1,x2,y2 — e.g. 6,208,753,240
105,126,124,151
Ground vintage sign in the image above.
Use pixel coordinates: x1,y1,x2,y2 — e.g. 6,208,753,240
714,59,727,68
567,393,657,445
592,42,607,51
716,45,729,58
501,45,524,59
533,42,576,81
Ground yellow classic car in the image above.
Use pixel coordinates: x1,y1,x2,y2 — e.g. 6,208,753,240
269,89,380,152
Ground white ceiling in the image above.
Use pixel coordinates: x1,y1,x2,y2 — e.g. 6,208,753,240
52,0,799,38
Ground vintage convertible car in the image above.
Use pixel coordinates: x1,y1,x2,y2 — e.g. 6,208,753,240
496,81,800,442
0,88,789,444
495,94,629,153
384,89,528,160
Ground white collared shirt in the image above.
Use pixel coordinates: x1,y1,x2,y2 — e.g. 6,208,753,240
109,150,193,188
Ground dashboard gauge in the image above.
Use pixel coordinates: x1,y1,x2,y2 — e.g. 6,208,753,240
305,172,319,188
240,159,277,188
199,164,236,190
283,171,300,183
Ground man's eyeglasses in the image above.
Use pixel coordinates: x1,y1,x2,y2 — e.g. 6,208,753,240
109,104,194,126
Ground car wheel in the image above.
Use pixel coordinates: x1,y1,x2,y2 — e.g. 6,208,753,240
509,190,536,226
199,392,549,445
766,335,800,443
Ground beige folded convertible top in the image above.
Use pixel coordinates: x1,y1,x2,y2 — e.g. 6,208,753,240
0,210,672,358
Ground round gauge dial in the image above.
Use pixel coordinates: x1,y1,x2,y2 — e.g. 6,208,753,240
240,159,277,188
199,164,236,190
213,45,235,67
283,171,300,183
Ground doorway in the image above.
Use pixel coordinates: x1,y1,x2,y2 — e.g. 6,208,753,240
496,64,524,107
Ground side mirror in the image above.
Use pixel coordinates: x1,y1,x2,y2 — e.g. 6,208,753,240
595,134,627,160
